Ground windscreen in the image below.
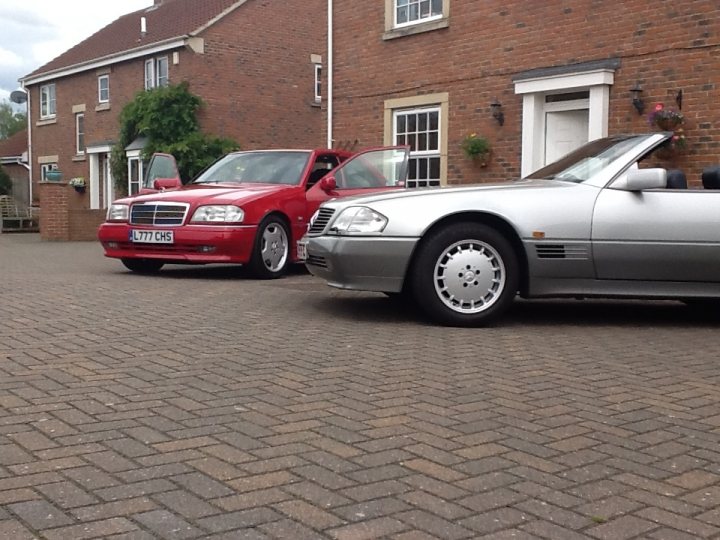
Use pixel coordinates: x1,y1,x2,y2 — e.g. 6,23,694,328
193,151,311,186
525,135,656,183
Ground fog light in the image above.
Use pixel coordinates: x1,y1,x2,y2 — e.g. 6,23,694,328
107,242,118,248
198,245,216,253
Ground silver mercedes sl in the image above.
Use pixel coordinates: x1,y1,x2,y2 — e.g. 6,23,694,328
299,133,720,326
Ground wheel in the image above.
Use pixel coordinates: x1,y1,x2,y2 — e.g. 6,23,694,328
247,216,290,279
121,258,164,274
410,223,518,326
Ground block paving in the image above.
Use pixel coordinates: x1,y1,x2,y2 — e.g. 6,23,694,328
1,233,720,539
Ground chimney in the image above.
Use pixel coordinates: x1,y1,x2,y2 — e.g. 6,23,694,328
154,0,163,4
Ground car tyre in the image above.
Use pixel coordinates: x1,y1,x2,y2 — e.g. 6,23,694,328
121,258,164,274
410,223,518,327
248,216,290,279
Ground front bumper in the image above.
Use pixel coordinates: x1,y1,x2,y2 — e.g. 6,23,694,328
98,223,258,263
303,235,418,292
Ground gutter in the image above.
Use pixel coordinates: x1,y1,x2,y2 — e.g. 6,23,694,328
21,37,190,86
327,0,333,149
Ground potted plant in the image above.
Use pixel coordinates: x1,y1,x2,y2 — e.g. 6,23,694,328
69,177,86,193
649,103,684,131
461,133,491,165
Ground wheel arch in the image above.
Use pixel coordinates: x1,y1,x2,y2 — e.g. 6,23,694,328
404,211,530,296
260,210,292,239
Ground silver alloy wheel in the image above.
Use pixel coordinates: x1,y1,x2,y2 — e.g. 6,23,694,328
433,239,506,314
261,223,289,272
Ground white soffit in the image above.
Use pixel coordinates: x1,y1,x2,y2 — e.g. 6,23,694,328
515,69,615,94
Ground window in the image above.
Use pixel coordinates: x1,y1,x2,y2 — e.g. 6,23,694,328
98,75,110,103
144,60,155,90
40,163,58,181
40,84,56,118
314,64,322,103
75,113,85,155
156,57,169,87
128,156,142,195
145,57,169,89
394,107,441,188
395,0,443,27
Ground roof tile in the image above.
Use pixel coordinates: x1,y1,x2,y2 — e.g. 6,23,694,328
25,0,241,79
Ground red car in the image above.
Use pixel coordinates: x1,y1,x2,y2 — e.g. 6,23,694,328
98,147,407,278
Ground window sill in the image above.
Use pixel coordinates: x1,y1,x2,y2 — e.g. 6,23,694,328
95,102,111,112
310,101,322,108
36,118,57,127
383,18,449,40
72,155,86,162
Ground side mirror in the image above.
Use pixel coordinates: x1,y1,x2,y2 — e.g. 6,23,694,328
319,176,337,192
153,177,182,191
625,168,667,191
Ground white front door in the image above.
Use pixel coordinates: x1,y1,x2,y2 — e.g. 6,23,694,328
545,109,589,164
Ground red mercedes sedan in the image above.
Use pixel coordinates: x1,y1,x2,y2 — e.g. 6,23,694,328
98,147,407,278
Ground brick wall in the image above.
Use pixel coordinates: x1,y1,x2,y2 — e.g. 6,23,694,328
38,182,70,241
330,0,720,185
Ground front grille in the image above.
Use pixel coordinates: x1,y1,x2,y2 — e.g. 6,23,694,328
130,202,188,226
308,208,335,235
306,254,328,268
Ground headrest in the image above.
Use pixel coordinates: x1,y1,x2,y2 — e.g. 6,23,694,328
666,169,687,189
702,166,720,189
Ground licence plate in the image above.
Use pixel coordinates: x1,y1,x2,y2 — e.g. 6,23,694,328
297,240,308,261
129,229,174,244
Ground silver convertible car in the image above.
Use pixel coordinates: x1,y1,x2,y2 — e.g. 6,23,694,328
299,133,720,326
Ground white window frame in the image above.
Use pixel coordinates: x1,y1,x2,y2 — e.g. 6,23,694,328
40,163,58,181
393,106,441,188
75,113,85,155
40,84,56,119
394,0,443,28
314,64,322,103
144,59,155,90
145,57,169,89
98,75,110,103
127,155,143,195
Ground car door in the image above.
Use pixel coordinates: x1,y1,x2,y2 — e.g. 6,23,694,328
592,178,720,282
139,153,181,194
305,146,409,214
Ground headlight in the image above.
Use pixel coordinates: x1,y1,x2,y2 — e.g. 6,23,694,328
106,204,129,222
191,205,244,223
330,206,387,235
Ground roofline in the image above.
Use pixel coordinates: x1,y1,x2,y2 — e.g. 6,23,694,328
21,0,251,87
21,37,188,86
190,0,249,36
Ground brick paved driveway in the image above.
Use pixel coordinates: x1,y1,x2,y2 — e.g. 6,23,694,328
2,233,720,539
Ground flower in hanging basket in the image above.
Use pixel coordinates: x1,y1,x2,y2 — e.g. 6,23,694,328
461,133,491,161
68,177,86,188
648,103,684,131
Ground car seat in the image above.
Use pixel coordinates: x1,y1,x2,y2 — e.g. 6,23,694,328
701,166,720,189
666,169,687,189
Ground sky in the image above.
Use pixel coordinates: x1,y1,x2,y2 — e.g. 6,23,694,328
0,0,152,105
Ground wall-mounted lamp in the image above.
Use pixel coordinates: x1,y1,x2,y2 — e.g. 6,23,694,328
630,82,645,115
675,89,683,110
490,98,504,126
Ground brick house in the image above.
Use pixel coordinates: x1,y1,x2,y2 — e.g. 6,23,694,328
0,129,30,206
326,0,720,187
20,0,325,240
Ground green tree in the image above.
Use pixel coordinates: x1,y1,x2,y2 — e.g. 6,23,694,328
0,165,12,195
0,100,27,139
111,82,239,194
